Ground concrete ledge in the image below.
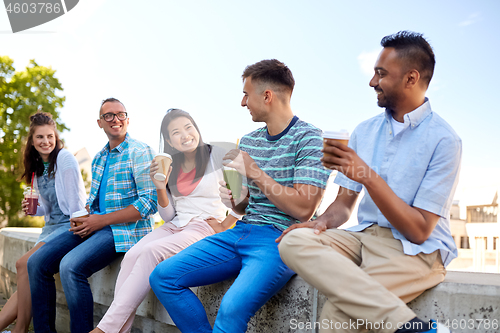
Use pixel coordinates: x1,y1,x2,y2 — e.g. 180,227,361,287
1,228,499,333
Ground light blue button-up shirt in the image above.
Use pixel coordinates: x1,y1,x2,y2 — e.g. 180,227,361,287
335,99,462,266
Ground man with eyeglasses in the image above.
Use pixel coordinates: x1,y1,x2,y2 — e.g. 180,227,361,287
28,98,158,333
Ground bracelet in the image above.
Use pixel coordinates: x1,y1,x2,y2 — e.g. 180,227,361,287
229,210,243,220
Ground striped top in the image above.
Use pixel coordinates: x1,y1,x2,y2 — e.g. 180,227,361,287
239,116,330,230
87,133,158,252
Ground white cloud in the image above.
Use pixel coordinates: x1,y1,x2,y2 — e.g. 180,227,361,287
357,49,380,76
459,12,481,27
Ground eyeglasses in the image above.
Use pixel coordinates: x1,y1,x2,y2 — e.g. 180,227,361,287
100,112,128,122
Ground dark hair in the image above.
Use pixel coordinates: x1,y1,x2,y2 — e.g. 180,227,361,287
21,112,64,184
242,59,295,95
381,31,435,87
159,109,211,196
99,97,126,115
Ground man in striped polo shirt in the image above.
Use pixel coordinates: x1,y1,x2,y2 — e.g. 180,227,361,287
150,59,330,332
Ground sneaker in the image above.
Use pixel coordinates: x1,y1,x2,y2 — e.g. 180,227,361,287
423,319,451,333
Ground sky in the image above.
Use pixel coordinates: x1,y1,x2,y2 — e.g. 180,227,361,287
1,0,499,213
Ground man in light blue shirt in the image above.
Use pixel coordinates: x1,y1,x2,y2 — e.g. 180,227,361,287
279,31,460,333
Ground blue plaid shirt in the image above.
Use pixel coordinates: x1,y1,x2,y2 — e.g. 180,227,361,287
87,133,157,252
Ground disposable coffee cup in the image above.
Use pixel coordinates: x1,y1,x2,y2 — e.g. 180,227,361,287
71,209,90,226
24,187,38,216
154,153,173,181
223,166,243,202
322,130,350,158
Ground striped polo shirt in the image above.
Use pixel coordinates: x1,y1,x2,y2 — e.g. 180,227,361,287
239,116,330,230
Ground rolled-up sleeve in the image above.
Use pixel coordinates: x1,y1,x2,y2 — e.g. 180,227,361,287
130,147,158,218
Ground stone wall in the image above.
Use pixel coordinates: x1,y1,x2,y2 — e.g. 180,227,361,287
1,228,499,333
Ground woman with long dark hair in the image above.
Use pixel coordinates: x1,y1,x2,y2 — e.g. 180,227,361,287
90,109,240,333
0,112,86,333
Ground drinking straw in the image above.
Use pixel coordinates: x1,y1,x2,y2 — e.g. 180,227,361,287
236,138,240,149
30,172,34,195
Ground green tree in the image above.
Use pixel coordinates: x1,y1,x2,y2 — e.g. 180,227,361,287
0,56,66,226
81,168,91,195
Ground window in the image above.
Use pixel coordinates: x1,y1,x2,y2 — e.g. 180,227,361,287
460,236,470,249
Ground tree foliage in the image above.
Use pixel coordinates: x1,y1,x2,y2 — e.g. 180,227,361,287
0,56,66,226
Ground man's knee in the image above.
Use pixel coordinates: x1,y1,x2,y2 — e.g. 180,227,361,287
279,228,315,259
150,257,189,294
59,255,78,281
149,266,160,291
149,262,174,292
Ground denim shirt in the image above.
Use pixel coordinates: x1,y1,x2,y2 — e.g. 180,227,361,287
38,172,70,226
335,99,462,266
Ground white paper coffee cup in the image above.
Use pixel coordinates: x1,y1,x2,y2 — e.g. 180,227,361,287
322,130,349,158
154,153,173,181
71,209,89,226
322,130,350,144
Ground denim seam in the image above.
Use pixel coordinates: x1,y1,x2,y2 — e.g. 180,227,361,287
235,224,252,245
175,287,213,332
168,256,241,332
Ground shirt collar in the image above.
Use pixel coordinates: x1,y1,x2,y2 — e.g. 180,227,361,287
384,97,432,130
97,133,130,157
266,116,298,141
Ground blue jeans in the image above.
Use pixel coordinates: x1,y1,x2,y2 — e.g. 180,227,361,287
27,226,121,333
149,222,295,333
